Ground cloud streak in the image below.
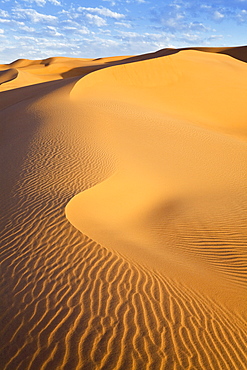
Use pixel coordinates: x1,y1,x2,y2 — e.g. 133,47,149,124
13,8,57,23
78,6,124,19
86,13,107,27
23,0,61,6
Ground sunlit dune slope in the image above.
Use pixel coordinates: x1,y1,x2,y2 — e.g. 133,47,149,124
70,49,247,136
1,46,247,369
67,49,247,311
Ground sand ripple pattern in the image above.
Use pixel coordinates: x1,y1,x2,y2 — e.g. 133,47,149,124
152,193,247,288
0,76,247,369
1,208,247,369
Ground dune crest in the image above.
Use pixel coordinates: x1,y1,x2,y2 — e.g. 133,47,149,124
1,46,247,369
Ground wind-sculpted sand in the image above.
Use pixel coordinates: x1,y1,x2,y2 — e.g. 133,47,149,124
0,47,247,369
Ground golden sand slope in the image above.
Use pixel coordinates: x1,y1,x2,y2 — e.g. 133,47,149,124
67,50,247,309
0,47,247,369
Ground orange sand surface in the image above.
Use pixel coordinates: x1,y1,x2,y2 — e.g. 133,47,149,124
0,46,247,369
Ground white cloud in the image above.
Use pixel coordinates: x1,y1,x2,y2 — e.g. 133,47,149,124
94,37,119,47
236,9,247,21
49,0,61,4
86,14,107,27
13,35,38,41
188,22,210,32
61,19,80,27
0,18,10,23
0,9,9,18
207,34,223,41
46,25,62,36
24,0,46,5
103,0,116,5
117,31,174,50
165,14,184,29
18,23,35,32
213,11,224,20
0,28,4,33
63,25,90,34
23,0,61,6
126,0,146,3
63,26,76,30
78,6,124,19
13,8,57,23
180,33,201,42
118,31,140,38
200,5,211,10
79,27,90,35
115,21,132,28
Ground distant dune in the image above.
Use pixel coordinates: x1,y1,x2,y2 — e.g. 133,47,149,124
0,46,247,369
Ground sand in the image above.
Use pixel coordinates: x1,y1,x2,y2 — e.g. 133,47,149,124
0,46,247,369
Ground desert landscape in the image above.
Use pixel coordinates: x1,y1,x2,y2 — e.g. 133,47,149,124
0,46,247,369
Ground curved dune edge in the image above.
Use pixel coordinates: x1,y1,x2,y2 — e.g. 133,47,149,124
0,68,18,85
1,47,247,369
70,49,247,137
67,48,247,303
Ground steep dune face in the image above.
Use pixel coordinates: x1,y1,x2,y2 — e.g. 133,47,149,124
1,48,247,369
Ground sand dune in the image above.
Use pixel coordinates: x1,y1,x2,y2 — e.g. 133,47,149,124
0,55,131,91
0,46,247,369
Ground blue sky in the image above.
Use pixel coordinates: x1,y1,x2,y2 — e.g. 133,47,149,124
0,0,246,63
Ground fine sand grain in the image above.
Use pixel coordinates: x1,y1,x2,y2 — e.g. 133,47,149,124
1,46,247,369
